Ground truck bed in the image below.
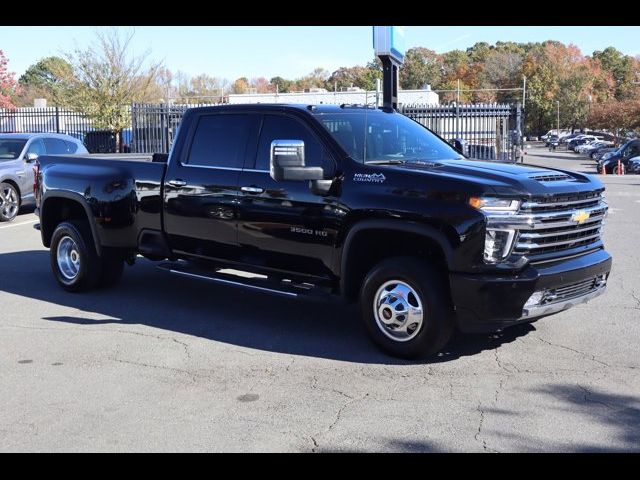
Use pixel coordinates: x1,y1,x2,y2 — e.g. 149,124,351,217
37,153,168,249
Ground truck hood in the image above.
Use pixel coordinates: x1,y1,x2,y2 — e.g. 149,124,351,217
397,158,603,196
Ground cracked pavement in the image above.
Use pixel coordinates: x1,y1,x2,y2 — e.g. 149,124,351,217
0,145,639,452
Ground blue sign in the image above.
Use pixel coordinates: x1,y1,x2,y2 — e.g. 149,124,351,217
373,26,405,64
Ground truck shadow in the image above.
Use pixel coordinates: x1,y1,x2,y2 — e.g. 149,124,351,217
0,250,534,365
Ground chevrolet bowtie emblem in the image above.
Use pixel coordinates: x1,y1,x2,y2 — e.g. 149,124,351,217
571,210,590,224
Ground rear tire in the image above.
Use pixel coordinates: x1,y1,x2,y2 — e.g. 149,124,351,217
0,182,20,222
359,257,454,359
50,221,102,292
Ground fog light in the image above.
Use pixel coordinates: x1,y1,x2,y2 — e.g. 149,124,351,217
524,291,544,308
483,229,516,263
595,274,607,288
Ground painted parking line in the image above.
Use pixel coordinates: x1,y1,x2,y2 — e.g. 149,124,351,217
0,219,38,229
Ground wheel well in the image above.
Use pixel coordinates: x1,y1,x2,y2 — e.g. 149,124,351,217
342,229,449,300
41,197,90,248
1,179,21,206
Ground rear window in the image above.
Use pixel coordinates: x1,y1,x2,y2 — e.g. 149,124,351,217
44,137,75,154
186,114,252,169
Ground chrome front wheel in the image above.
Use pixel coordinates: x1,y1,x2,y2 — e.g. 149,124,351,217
0,183,19,221
373,280,424,342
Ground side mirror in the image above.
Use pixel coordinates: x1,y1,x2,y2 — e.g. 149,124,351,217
270,140,324,182
25,152,38,163
450,138,466,155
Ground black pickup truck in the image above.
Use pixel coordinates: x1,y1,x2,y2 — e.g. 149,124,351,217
34,104,612,358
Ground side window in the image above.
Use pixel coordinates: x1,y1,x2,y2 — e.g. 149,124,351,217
624,144,640,159
186,114,251,168
64,141,79,153
44,137,71,154
26,139,46,156
256,115,334,174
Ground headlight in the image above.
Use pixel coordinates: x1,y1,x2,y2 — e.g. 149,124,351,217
469,197,520,263
469,197,520,213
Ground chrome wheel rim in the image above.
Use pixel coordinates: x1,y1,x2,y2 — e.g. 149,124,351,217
57,236,81,281
373,280,424,342
0,185,19,219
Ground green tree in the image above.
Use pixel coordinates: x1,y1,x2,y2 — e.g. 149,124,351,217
592,47,636,100
399,47,443,90
270,76,293,93
18,56,74,106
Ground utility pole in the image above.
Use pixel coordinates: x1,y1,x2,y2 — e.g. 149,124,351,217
457,79,460,104
557,100,560,136
522,76,526,110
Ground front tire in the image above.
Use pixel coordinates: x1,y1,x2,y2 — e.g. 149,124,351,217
50,221,102,292
0,182,20,222
360,257,454,359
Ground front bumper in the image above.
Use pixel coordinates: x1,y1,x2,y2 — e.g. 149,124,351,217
450,249,612,333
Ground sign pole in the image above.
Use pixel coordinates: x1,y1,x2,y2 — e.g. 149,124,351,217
373,26,405,111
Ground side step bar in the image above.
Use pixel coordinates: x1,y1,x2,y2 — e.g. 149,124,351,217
157,261,331,299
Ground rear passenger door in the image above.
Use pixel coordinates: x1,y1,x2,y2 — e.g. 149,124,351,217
163,112,260,262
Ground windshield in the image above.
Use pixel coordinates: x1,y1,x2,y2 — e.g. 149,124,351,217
0,140,27,160
315,111,462,164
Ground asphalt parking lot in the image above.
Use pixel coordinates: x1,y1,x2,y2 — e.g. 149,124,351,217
1,145,639,452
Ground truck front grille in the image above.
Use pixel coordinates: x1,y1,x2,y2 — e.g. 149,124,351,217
514,190,607,258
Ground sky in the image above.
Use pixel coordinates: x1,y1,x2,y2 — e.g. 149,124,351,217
1,26,639,81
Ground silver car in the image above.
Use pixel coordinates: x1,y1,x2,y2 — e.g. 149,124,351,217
0,133,88,222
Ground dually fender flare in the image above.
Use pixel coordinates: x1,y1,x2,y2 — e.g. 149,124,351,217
41,190,103,256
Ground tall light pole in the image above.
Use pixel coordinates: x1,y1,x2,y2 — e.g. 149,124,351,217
557,100,560,136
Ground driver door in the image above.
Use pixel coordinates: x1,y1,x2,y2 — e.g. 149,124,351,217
236,113,340,279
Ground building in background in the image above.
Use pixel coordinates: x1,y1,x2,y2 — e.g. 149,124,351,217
228,86,439,106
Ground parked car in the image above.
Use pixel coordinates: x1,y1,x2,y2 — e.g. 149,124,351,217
598,139,640,174
560,133,581,144
627,156,640,174
591,146,617,160
545,134,559,148
568,135,600,151
577,141,613,155
0,132,88,222
35,104,611,358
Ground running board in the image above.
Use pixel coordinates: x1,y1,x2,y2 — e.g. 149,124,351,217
157,261,330,299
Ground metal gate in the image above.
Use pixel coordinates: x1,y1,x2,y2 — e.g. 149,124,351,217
399,103,522,162
130,103,223,154
0,106,129,153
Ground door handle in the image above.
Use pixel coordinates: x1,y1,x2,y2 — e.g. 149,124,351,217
241,186,264,194
167,179,187,188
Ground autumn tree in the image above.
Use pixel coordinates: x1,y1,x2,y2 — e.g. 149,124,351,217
231,77,250,94
64,28,162,148
0,50,19,109
250,77,273,93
